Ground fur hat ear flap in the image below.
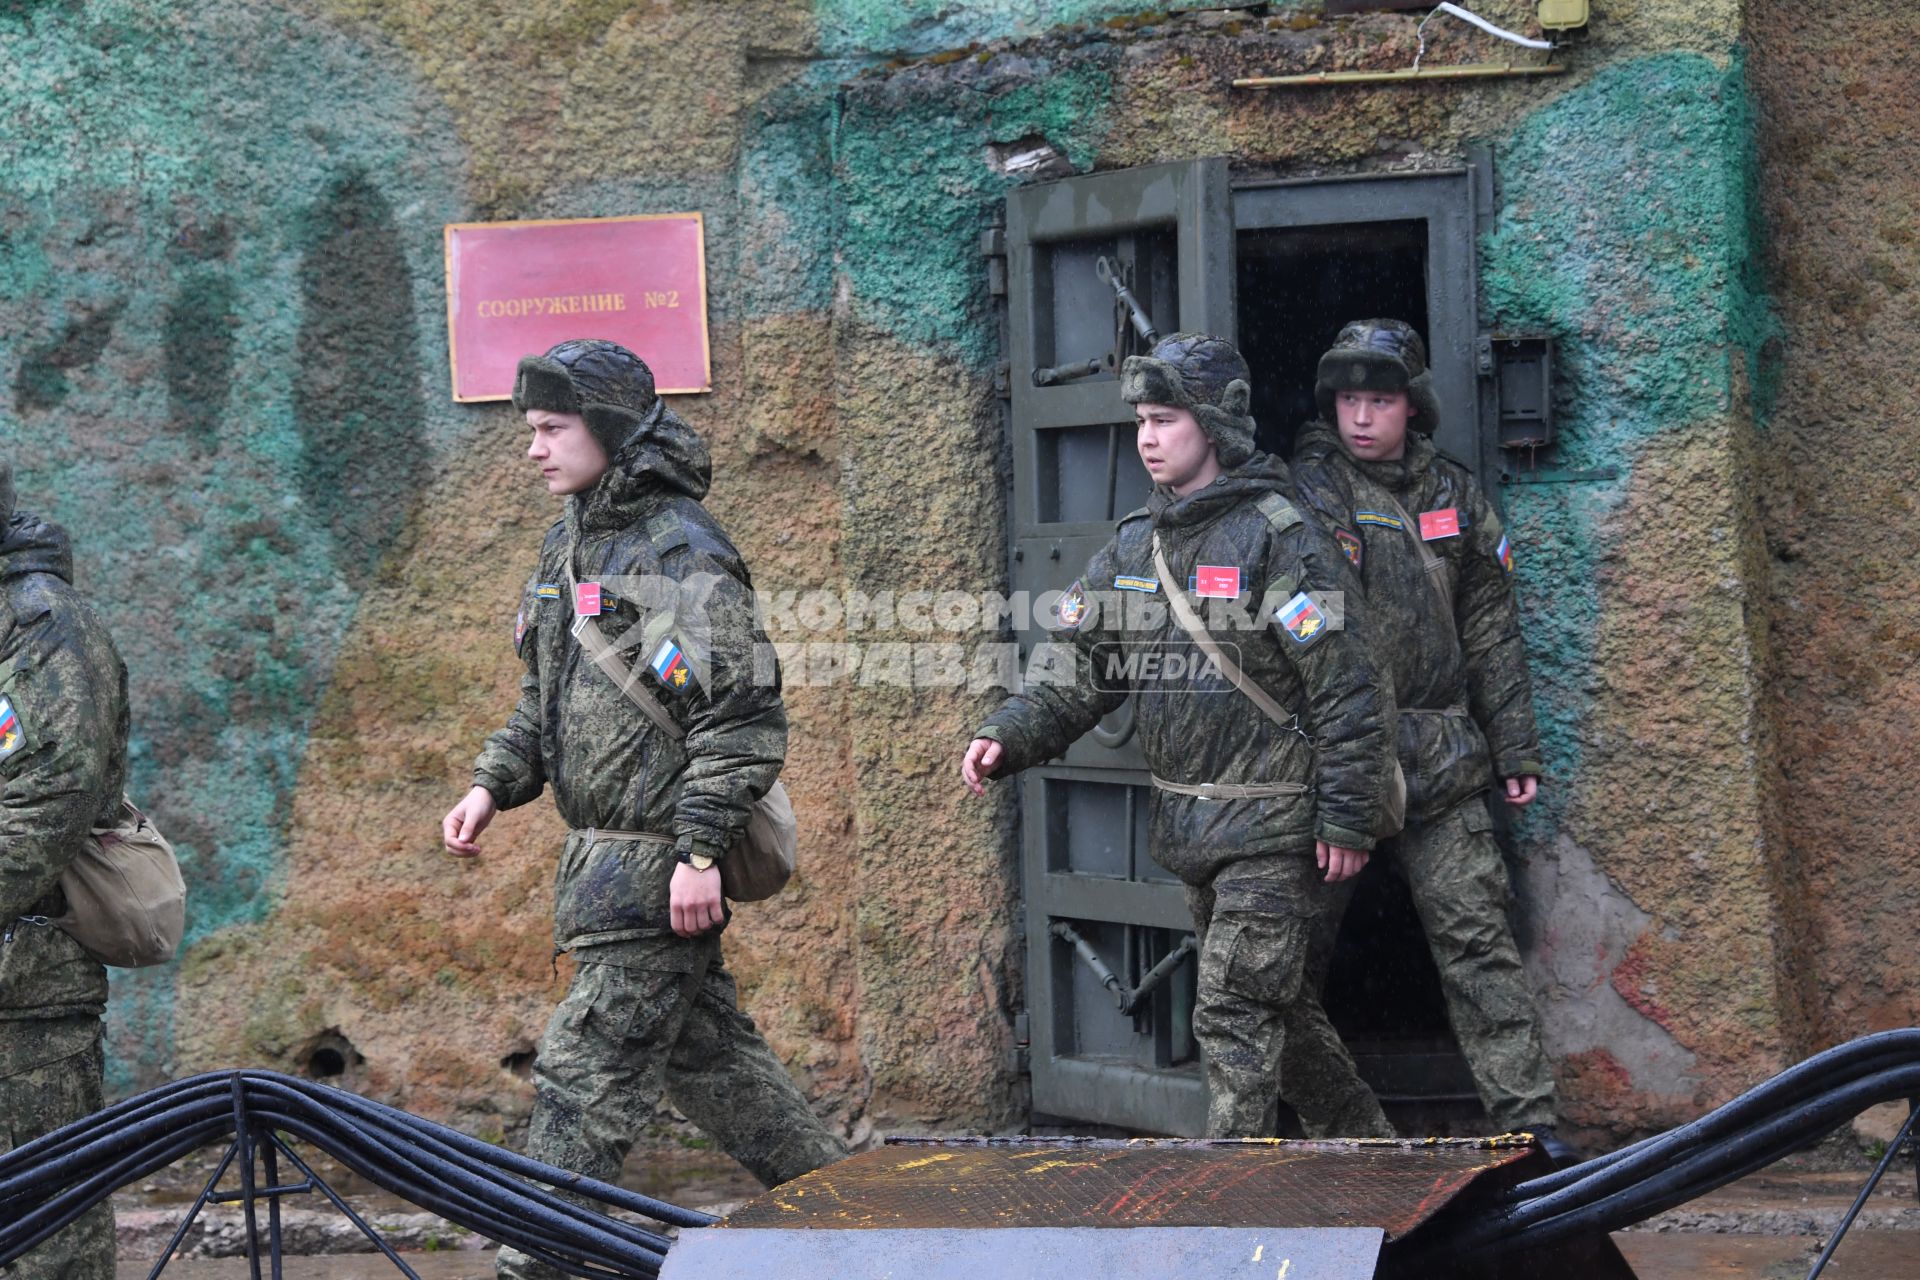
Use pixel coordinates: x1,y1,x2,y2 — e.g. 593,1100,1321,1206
512,357,580,415
1220,378,1252,418
1404,370,1441,435
1194,403,1258,469
581,401,657,459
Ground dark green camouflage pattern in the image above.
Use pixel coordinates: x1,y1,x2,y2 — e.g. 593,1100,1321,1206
0,1021,113,1280
496,938,849,1280
1288,798,1557,1131
1290,422,1543,818
978,453,1399,876
1186,869,1390,1139
1119,332,1258,468
975,450,1397,871
472,398,786,947
472,383,840,1276
0,510,129,1280
1312,318,1442,437
976,451,1397,1137
1287,421,1554,1132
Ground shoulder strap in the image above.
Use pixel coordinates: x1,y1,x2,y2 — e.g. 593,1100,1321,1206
1151,534,1296,730
565,557,687,743
1378,493,1456,620
646,510,690,556
1255,492,1303,533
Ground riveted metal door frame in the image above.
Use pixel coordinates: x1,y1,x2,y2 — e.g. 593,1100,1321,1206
1005,158,1235,1136
1232,167,1488,482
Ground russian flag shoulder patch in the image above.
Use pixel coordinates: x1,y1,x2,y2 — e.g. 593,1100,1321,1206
0,695,26,761
649,637,691,691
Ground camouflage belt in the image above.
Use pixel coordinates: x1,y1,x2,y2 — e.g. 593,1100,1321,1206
1402,704,1470,717
1149,775,1308,800
571,827,674,846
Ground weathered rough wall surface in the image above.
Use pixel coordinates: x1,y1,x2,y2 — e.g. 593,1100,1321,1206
3,0,1886,1149
1749,0,1920,1045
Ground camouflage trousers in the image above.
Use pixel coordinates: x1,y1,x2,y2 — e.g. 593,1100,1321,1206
1284,794,1557,1135
0,1016,114,1280
1187,857,1387,1139
497,933,848,1280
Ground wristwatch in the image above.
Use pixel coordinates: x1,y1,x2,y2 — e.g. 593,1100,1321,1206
676,848,717,872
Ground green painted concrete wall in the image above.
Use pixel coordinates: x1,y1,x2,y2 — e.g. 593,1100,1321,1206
4,0,1899,1150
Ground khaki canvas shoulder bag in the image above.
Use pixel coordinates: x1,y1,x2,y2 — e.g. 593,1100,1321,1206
567,562,796,902
1153,534,1406,838
54,798,187,968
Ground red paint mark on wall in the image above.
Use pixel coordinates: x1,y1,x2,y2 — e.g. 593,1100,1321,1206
1610,944,1676,1027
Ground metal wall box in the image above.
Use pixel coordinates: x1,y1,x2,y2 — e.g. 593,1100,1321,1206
1486,332,1555,449
1538,0,1591,30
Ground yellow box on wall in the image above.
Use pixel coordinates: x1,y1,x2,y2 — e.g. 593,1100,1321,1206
1538,0,1590,29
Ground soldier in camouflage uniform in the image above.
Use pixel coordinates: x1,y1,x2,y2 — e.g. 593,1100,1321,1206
1284,319,1558,1144
441,342,846,1280
962,334,1400,1138
0,462,129,1280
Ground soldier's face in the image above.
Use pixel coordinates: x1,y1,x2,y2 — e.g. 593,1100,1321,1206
1334,390,1413,461
1135,403,1217,495
525,410,610,495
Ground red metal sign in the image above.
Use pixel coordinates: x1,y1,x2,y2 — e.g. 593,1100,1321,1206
443,213,711,402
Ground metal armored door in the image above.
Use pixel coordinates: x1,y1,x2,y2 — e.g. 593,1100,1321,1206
1005,158,1235,1135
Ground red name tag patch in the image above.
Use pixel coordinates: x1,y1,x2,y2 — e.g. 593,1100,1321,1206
1193,565,1243,599
1418,509,1461,541
574,581,603,617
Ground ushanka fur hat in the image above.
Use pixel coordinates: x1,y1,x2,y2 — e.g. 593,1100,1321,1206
512,339,661,458
1314,318,1441,435
1119,331,1258,468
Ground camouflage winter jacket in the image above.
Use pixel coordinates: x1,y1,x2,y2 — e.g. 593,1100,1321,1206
0,514,129,1027
472,403,785,946
1288,422,1543,822
976,454,1398,891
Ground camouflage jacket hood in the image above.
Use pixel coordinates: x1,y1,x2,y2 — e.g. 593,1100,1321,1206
473,414,785,949
1290,420,1543,821
0,511,129,1038
0,512,75,584
569,401,712,538
977,452,1398,892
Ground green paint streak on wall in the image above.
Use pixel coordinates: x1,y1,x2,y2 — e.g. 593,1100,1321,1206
0,0,465,1090
816,0,1167,57
1478,51,1766,832
739,54,1113,363
834,60,1114,363
737,65,848,319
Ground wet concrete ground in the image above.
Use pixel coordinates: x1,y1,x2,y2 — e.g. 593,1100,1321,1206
104,1144,1917,1279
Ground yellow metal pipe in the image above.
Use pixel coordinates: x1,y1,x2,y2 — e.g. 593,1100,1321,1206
1234,62,1567,89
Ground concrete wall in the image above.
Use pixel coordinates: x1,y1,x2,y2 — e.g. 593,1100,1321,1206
1,0,1903,1149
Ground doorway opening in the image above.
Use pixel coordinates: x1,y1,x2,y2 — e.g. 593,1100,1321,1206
1236,219,1480,1128
1236,220,1429,461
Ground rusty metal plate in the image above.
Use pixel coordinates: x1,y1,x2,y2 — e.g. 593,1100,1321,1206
719,1137,1533,1240
661,1226,1385,1280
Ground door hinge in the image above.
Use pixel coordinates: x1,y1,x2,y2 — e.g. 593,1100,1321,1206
1006,1010,1031,1076
981,226,1007,297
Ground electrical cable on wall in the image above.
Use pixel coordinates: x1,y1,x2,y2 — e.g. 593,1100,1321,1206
1414,3,1555,71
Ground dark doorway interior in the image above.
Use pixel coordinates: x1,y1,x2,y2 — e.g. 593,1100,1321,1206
1236,220,1429,461
1236,218,1481,1127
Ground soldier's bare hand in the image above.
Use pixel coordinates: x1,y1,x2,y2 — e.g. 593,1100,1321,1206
1504,775,1540,807
1316,840,1369,883
962,738,1004,796
443,786,498,857
670,862,726,937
